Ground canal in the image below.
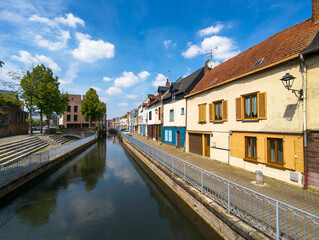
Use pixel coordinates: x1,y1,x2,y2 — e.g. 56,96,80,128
0,135,219,240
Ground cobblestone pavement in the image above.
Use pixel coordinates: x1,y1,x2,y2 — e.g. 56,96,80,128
130,132,319,217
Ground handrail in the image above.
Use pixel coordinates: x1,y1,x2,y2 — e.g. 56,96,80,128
121,132,319,240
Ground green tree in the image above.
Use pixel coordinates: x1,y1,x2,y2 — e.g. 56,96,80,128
33,65,69,133
81,88,106,127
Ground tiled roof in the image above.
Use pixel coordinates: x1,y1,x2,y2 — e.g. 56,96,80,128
189,19,319,96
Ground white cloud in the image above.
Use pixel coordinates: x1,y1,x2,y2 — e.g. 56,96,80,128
72,32,115,63
182,35,240,61
11,50,61,73
138,71,150,81
118,102,128,107
127,95,138,99
100,97,108,103
103,76,112,82
28,13,84,28
152,73,167,87
0,10,25,24
105,86,122,95
198,24,224,36
35,30,70,51
114,71,139,88
56,13,85,28
163,40,176,49
59,63,78,85
90,86,102,92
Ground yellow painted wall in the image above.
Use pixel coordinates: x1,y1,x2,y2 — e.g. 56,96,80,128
306,54,319,130
230,132,304,173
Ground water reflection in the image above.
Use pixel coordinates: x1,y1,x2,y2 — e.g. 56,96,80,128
0,135,216,240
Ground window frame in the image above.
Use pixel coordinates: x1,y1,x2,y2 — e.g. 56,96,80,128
149,111,152,121
169,109,174,122
213,100,223,121
243,93,258,119
74,115,78,122
67,115,71,122
181,108,184,115
74,106,78,112
244,136,257,162
267,138,284,169
67,105,71,112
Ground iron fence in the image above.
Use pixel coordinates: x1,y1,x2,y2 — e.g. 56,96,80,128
121,133,319,240
0,135,96,184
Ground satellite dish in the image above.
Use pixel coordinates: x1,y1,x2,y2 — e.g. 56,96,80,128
207,60,215,69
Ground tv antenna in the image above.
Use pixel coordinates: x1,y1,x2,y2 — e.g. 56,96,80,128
166,70,171,80
201,47,217,60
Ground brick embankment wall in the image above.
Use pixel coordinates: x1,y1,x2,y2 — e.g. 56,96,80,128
122,137,270,240
0,137,97,199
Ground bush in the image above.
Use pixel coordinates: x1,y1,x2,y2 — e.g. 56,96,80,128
45,128,57,134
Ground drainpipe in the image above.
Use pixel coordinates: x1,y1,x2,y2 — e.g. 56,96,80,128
300,53,308,189
185,96,188,152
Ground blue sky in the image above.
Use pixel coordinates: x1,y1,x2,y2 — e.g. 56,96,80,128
0,0,311,118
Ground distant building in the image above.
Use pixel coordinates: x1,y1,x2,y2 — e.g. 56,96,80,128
58,94,100,128
0,90,28,137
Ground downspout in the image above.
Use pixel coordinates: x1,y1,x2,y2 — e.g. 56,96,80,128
299,53,308,189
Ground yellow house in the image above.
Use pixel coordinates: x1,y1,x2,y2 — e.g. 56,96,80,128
185,10,319,186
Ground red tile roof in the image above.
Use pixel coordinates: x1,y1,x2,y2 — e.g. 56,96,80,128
188,19,319,97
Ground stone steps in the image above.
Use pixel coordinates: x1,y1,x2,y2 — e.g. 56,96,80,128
47,134,69,145
0,137,49,163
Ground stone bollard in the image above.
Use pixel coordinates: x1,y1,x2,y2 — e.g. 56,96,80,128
255,170,264,185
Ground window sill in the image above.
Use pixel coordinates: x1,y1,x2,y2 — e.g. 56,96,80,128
210,120,224,124
244,158,258,164
242,119,259,122
198,121,207,124
265,162,285,170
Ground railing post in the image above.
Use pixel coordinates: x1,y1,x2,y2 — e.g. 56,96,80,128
184,162,186,180
201,169,203,191
276,201,280,240
228,182,231,213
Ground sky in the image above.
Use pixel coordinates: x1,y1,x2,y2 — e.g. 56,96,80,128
0,0,311,119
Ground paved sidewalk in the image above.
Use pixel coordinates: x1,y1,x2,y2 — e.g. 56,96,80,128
130,132,319,217
0,134,33,144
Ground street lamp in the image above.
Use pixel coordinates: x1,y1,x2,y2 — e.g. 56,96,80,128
280,73,303,99
155,108,158,114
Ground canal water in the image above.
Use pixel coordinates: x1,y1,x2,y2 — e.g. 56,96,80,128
0,135,218,240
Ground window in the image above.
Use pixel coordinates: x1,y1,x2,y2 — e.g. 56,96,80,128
67,105,71,112
244,94,257,119
67,115,71,121
245,137,257,161
267,138,283,166
74,106,78,112
169,109,174,122
181,108,184,115
149,111,152,121
74,115,78,122
158,107,161,120
165,130,172,142
209,100,228,122
236,92,267,121
198,104,207,123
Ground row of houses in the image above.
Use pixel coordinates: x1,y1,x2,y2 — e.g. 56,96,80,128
110,6,319,189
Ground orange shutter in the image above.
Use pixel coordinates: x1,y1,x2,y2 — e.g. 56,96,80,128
236,97,242,120
158,107,161,120
209,103,213,121
222,100,228,121
257,92,267,119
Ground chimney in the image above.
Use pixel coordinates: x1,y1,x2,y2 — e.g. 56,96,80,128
165,79,170,87
204,59,211,76
313,0,319,25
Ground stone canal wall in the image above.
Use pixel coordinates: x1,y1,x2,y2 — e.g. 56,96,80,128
122,136,270,240
0,137,97,199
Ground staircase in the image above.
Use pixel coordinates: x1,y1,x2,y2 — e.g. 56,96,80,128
47,134,69,145
0,136,49,163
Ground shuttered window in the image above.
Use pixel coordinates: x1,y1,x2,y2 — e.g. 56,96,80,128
236,92,267,121
198,104,207,123
209,100,228,122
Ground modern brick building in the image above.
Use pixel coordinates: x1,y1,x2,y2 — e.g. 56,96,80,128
58,94,100,128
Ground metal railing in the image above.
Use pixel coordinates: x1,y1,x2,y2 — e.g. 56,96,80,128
0,135,96,184
121,133,319,240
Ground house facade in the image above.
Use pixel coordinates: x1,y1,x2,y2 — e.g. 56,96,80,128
59,94,99,128
162,67,205,149
185,18,319,186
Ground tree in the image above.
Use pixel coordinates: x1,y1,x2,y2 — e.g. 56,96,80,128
32,65,69,133
81,88,106,127
20,69,39,135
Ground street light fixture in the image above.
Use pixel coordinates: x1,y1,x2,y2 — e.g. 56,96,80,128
155,108,158,114
280,73,303,99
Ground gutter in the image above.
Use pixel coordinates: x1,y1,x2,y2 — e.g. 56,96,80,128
299,53,308,189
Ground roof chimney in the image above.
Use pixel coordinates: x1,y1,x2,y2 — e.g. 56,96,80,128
313,0,319,25
204,59,211,76
165,79,170,87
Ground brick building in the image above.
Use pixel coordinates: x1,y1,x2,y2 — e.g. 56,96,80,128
58,94,100,128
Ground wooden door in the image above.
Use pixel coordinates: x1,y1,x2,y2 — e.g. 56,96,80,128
189,133,202,155
204,134,210,157
177,131,180,148
307,132,319,189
